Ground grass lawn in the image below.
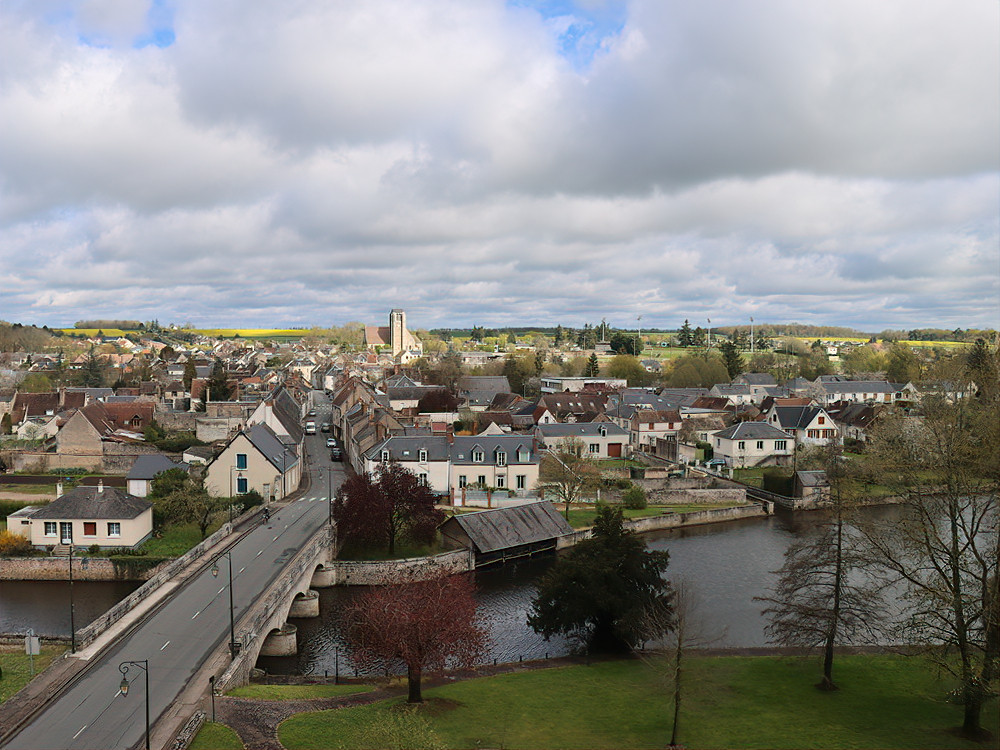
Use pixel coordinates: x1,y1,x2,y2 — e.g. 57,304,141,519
189,721,243,750
0,645,66,704
278,655,998,750
227,683,373,700
138,520,224,557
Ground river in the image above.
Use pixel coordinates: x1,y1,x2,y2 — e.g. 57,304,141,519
0,580,141,637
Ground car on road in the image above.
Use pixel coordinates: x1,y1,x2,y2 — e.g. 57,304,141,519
330,447,342,461
305,421,317,434
308,409,317,417
326,437,337,448
320,422,331,433
705,458,727,469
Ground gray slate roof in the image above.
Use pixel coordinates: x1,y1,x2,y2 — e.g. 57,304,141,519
714,421,792,441
442,501,573,554
127,454,186,480
30,486,151,520
536,423,628,439
246,423,299,472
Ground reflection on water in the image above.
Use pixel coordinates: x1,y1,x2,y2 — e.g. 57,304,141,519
259,505,905,676
0,580,141,636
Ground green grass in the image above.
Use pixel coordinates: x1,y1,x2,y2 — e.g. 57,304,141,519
189,721,243,750
227,683,373,700
138,520,224,557
596,459,645,469
0,646,66,704
565,504,745,529
278,655,998,750
0,485,58,496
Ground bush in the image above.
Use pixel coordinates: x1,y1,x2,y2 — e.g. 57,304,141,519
240,490,264,509
621,485,648,510
88,544,101,555
0,529,34,556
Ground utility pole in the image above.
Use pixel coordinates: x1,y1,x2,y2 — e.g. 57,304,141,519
750,316,755,356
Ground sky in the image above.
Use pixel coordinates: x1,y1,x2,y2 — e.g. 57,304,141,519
1,0,998,333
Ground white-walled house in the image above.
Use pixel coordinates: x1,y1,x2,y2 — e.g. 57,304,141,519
712,422,794,468
8,485,153,549
364,436,452,494
534,422,630,459
126,454,187,497
628,409,682,449
204,424,301,500
763,405,839,447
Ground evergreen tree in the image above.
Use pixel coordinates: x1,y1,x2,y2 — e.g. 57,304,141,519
719,340,745,379
207,358,233,401
80,347,105,387
677,320,694,347
554,325,565,346
585,352,600,377
182,358,197,392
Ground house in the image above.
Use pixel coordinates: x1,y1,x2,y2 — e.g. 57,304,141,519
535,422,629,459
539,376,627,394
826,402,883,444
204,423,301,500
449,435,539,496
708,383,754,406
458,376,512,411
8,484,153,549
628,409,682,449
364,435,452,494
126,454,187,497
711,421,793,468
794,470,831,503
536,392,608,423
763,404,839,447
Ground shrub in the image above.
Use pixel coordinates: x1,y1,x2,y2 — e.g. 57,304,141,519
622,484,648,510
240,489,264,509
88,544,101,555
0,529,34,556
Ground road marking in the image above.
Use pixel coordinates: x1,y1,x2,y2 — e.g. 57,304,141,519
239,566,245,573
192,610,201,619
273,535,279,541
256,550,263,557
160,640,170,651
73,725,87,739
218,587,225,595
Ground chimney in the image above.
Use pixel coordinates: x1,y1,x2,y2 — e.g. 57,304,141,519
56,481,64,497
447,426,455,445
97,479,104,494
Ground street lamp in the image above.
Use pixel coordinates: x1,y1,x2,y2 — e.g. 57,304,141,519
707,318,712,348
67,546,88,653
750,316,755,356
211,552,240,658
636,315,642,357
119,659,150,750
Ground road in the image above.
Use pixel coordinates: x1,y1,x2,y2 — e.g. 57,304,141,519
4,393,343,750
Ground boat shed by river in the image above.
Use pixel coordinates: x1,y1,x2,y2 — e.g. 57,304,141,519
439,501,574,567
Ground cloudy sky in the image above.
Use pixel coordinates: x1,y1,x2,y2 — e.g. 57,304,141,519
1,0,998,332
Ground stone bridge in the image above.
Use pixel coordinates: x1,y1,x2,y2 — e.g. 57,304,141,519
215,523,342,691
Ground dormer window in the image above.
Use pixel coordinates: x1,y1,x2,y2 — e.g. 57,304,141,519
419,449,428,463
472,449,484,463
496,451,506,466
599,426,607,437
381,450,390,462
516,448,527,462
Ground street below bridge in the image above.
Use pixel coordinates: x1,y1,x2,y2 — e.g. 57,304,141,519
3,393,344,750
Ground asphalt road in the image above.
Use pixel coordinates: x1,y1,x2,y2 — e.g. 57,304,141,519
4,394,344,750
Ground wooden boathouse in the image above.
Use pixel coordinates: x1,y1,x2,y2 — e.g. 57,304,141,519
438,501,574,567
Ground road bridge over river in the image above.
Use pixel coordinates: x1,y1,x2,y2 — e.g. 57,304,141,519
2,398,343,750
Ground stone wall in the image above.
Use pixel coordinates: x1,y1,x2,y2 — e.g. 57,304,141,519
645,488,747,505
328,549,474,586
8,452,102,472
154,411,199,431
0,556,166,581
195,417,241,443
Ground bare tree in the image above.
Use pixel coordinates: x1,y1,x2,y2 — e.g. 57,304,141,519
859,397,998,739
537,436,602,521
757,443,884,690
640,579,725,748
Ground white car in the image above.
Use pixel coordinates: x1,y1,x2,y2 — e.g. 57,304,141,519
326,437,337,448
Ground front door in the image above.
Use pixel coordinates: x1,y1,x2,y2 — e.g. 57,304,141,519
608,443,622,458
59,522,73,545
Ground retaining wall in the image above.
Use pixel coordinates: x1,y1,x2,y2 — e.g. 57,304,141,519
328,548,475,586
645,488,747,505
0,556,166,581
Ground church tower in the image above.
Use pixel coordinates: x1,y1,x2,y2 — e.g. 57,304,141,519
389,309,405,356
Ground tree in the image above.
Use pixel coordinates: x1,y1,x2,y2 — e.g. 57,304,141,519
1,412,12,435
606,354,647,386
554,325,565,346
718,340,745,379
677,320,694,347
333,462,444,556
528,504,673,651
609,331,643,357
344,573,487,703
152,471,222,538
965,337,1000,401
182,358,197,392
756,444,884,690
207,358,233,401
585,352,600,377
79,347,105,387
416,388,459,413
885,343,921,384
859,397,999,739
537,437,601,521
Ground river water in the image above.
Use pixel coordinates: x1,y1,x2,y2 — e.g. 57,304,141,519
257,506,902,676
0,580,141,636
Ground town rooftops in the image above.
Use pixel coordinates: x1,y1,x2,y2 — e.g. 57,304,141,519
29,486,152,520
713,421,792,441
127,454,187,480
535,422,628,438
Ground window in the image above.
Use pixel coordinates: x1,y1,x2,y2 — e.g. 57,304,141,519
473,449,484,463
756,441,764,450
516,448,527,462
418,473,428,486
738,441,745,450
44,522,57,537
589,443,599,454
381,450,390,462
108,522,121,537
478,475,486,486
776,440,787,450
496,475,505,488
516,475,526,490
818,416,825,425
418,449,427,463
807,429,818,438
237,477,248,494
236,453,248,470
83,522,97,536
496,451,506,466
458,475,467,488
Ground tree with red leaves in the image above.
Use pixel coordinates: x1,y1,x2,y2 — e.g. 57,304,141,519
332,462,444,556
345,573,487,703
416,388,459,413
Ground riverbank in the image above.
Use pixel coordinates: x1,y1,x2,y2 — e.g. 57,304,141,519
198,652,997,749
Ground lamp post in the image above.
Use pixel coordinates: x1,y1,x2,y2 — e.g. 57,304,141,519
707,318,712,348
327,466,334,527
211,552,239,658
118,659,150,750
636,315,642,357
68,545,76,653
750,316,755,356
208,675,216,722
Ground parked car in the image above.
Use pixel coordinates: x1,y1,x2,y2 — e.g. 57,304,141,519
308,409,317,417
320,422,331,433
330,448,342,461
705,458,727,469
326,437,337,448
305,421,317,435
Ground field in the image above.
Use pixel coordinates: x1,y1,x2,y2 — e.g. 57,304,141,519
186,329,309,339
0,645,66,704
58,328,133,337
273,654,998,750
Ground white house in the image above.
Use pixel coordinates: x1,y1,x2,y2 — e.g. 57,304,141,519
534,422,630,459
126,454,187,497
628,409,682,449
204,423,301,500
763,405,840,447
712,422,794,468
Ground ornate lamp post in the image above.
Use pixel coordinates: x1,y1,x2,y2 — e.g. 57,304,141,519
211,552,240,657
118,659,150,750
